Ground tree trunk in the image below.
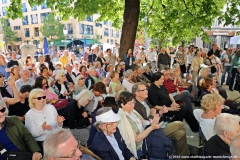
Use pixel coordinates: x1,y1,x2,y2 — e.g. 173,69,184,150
119,0,140,60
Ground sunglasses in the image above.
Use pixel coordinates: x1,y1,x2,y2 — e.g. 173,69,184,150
33,96,46,100
79,78,85,80
0,107,6,113
0,75,4,78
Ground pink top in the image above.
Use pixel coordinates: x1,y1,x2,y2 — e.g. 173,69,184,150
44,88,58,101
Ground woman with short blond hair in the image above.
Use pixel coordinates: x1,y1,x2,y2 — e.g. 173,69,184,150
193,94,224,140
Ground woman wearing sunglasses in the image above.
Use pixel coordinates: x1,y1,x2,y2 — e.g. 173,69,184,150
33,76,58,104
25,88,65,152
0,100,42,160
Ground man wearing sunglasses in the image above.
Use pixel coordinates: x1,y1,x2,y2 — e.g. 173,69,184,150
0,101,42,160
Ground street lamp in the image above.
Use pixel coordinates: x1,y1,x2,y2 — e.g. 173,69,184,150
63,27,68,50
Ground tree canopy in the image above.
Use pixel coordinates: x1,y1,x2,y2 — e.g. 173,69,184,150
0,18,17,46
39,13,65,42
6,0,240,57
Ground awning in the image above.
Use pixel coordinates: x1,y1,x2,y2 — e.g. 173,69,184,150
49,40,73,46
230,36,240,44
79,39,101,45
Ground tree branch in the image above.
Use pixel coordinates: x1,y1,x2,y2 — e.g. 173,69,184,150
182,0,193,16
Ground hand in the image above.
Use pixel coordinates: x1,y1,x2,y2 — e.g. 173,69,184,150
177,90,181,95
169,103,180,111
19,116,25,122
69,86,74,92
8,73,15,86
150,121,163,130
32,152,42,160
130,157,136,160
56,115,65,124
159,105,168,115
82,112,88,118
42,122,52,130
150,108,157,116
150,114,160,125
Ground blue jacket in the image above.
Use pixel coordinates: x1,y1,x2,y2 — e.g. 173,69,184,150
91,128,134,160
124,54,135,69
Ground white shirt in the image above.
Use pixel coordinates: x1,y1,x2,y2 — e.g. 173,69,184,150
122,79,133,92
222,53,234,66
193,109,216,141
147,51,157,62
105,133,124,160
25,104,62,141
187,52,194,64
15,78,35,92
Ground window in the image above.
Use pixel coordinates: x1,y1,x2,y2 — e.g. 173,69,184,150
13,26,21,30
2,0,7,4
34,28,39,37
85,15,93,22
31,5,37,11
213,19,219,27
17,38,22,41
110,29,113,37
67,24,73,34
115,31,119,38
40,12,49,23
107,39,109,43
104,28,109,36
22,15,29,25
97,35,102,39
95,23,102,28
2,7,7,16
103,21,108,25
22,3,27,12
31,14,38,24
115,40,117,43
25,28,30,37
79,24,93,35
110,39,113,44
41,0,47,9
109,21,112,27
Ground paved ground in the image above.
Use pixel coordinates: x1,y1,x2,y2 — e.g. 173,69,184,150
184,84,240,157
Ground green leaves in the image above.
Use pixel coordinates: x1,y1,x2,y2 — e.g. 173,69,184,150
0,18,17,45
39,13,65,42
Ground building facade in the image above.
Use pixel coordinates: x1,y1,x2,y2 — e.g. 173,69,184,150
0,0,121,51
195,19,240,49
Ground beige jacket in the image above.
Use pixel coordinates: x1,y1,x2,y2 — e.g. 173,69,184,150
191,57,203,71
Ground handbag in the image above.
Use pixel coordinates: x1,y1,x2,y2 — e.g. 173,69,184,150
52,99,69,109
0,143,32,160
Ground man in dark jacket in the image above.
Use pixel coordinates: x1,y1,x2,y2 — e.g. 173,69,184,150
85,67,98,89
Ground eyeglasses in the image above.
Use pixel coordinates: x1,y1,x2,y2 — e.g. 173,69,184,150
61,75,66,77
0,75,4,78
55,147,78,159
138,88,147,92
127,100,136,105
0,107,6,113
79,78,85,80
33,96,46,100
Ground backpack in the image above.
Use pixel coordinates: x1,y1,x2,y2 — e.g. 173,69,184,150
143,126,173,159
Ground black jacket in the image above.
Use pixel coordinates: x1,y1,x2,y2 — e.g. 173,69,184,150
91,128,134,160
66,72,76,84
57,100,90,129
204,135,230,160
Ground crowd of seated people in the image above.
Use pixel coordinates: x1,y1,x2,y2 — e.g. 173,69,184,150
1,45,240,160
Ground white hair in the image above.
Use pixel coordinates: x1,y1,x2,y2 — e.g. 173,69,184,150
230,135,240,159
87,66,96,72
74,89,93,106
214,113,240,136
55,70,65,80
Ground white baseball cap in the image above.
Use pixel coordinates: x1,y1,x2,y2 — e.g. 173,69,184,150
96,110,121,123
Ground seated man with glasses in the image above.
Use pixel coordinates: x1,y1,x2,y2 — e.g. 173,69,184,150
132,82,190,157
0,100,42,160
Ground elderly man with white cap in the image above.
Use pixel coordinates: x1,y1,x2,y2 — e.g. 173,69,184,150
91,107,136,160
